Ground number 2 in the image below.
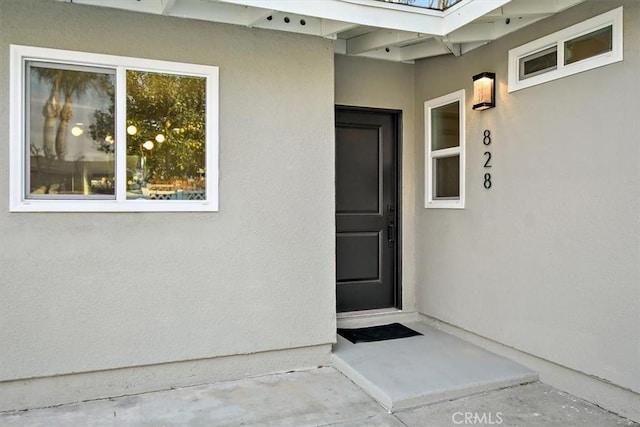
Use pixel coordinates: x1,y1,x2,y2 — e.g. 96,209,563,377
483,151,492,168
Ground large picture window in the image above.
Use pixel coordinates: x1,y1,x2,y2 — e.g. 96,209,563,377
10,45,219,212
424,90,465,209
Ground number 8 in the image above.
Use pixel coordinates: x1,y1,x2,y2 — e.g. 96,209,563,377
483,130,491,145
484,173,492,189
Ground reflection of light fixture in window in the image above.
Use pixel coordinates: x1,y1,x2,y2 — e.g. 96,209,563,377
142,140,154,150
105,135,114,144
71,125,84,136
472,72,496,111
155,134,165,143
127,125,138,135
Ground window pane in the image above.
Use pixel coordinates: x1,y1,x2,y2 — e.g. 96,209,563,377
434,155,459,198
378,0,462,11
431,101,459,150
520,46,558,80
126,71,207,201
27,62,115,198
565,25,612,65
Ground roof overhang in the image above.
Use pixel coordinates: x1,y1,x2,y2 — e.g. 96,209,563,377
213,0,512,35
55,0,586,62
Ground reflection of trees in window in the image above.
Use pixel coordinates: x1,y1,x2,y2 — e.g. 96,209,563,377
15,45,218,208
89,83,116,154
34,68,113,160
124,71,206,185
29,65,114,196
85,70,206,197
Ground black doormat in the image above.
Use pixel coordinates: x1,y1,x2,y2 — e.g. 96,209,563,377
337,323,422,344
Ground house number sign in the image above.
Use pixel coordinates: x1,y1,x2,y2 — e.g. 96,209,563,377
483,130,492,189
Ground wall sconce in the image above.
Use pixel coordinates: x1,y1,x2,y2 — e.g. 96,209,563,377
472,72,496,111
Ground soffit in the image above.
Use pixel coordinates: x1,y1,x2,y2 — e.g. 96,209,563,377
57,0,586,62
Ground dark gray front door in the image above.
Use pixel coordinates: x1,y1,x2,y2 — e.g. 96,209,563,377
335,107,400,312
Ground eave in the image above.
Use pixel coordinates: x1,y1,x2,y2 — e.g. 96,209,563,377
56,0,586,62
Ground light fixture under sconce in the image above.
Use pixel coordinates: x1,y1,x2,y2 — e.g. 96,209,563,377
472,72,496,111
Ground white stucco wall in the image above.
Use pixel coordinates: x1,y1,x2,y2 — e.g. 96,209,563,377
0,0,336,404
334,55,417,312
414,0,639,395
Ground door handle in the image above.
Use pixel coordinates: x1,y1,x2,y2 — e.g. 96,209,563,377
387,220,395,247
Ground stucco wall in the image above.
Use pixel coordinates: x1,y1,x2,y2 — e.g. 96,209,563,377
334,55,416,312
414,0,639,394
0,0,335,387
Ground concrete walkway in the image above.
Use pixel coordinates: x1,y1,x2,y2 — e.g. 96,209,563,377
1,367,637,426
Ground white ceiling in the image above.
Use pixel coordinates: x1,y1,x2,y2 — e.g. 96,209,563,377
59,0,586,62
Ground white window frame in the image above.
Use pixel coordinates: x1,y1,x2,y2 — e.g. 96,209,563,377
424,89,465,209
9,45,219,212
508,6,623,93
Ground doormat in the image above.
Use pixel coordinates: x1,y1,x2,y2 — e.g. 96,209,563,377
337,323,422,344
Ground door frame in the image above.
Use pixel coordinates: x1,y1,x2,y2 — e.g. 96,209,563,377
335,105,403,310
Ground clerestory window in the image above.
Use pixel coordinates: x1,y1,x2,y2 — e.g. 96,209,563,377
508,7,623,92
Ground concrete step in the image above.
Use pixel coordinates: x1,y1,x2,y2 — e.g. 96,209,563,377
332,321,538,412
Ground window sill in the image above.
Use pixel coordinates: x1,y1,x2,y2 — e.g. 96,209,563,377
425,200,464,209
9,199,218,213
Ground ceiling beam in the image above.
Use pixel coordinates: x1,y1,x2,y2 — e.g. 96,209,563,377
400,38,450,61
356,47,407,63
446,22,493,43
167,0,249,25
447,15,544,43
435,37,461,56
254,12,324,36
347,29,430,55
490,16,546,40
61,0,165,14
321,20,360,38
244,8,276,27
460,41,488,54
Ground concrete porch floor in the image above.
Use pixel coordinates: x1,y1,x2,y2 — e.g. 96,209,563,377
1,367,637,426
332,321,539,412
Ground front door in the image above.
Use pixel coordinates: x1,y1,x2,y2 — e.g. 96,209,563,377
335,107,400,312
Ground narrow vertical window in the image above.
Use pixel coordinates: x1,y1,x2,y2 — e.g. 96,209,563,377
425,90,465,209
